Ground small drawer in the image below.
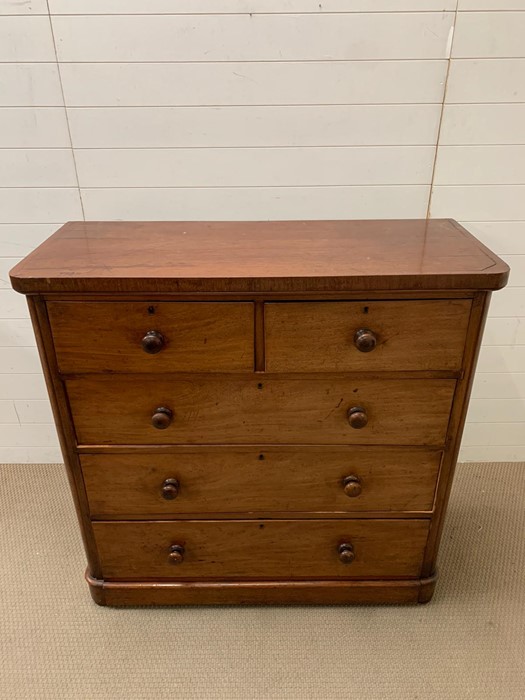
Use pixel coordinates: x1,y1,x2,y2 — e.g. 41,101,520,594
47,301,254,373
66,376,455,446
81,449,441,517
265,300,471,372
92,519,430,581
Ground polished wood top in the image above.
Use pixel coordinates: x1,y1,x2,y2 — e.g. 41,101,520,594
10,219,509,294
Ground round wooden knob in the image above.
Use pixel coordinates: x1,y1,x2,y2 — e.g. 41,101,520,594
354,328,377,353
142,330,165,354
151,407,173,429
347,406,368,429
168,544,185,564
161,478,179,500
338,543,355,564
343,475,362,497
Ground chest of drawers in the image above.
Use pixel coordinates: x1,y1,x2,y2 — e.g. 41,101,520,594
10,219,508,606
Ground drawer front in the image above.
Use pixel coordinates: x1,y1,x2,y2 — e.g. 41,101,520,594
93,519,430,580
82,449,441,516
265,300,471,372
67,377,455,446
47,301,254,373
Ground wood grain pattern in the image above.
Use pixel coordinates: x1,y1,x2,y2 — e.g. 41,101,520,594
86,573,438,607
421,291,492,577
81,448,442,517
265,299,471,372
66,376,456,446
10,219,508,605
27,297,102,578
47,301,254,373
9,220,509,294
92,519,430,581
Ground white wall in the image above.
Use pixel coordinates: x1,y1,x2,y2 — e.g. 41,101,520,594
0,1,523,462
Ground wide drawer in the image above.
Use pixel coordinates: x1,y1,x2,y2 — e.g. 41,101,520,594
47,301,254,373
67,376,455,446
265,300,471,372
82,448,441,517
93,519,430,580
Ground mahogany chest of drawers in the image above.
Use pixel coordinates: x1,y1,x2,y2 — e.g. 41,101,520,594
10,220,509,606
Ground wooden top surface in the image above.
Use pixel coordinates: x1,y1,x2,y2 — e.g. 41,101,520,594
10,219,509,294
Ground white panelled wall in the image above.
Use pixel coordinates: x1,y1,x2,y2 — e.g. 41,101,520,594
0,1,523,462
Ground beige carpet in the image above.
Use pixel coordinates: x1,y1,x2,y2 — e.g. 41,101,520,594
1,462,524,700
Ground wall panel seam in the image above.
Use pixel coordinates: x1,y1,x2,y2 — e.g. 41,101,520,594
427,0,459,218
44,0,85,219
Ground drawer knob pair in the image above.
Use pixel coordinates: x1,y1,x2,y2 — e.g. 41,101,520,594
144,329,376,354
162,477,361,501
354,328,377,353
142,330,165,354
167,543,354,566
152,406,366,430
